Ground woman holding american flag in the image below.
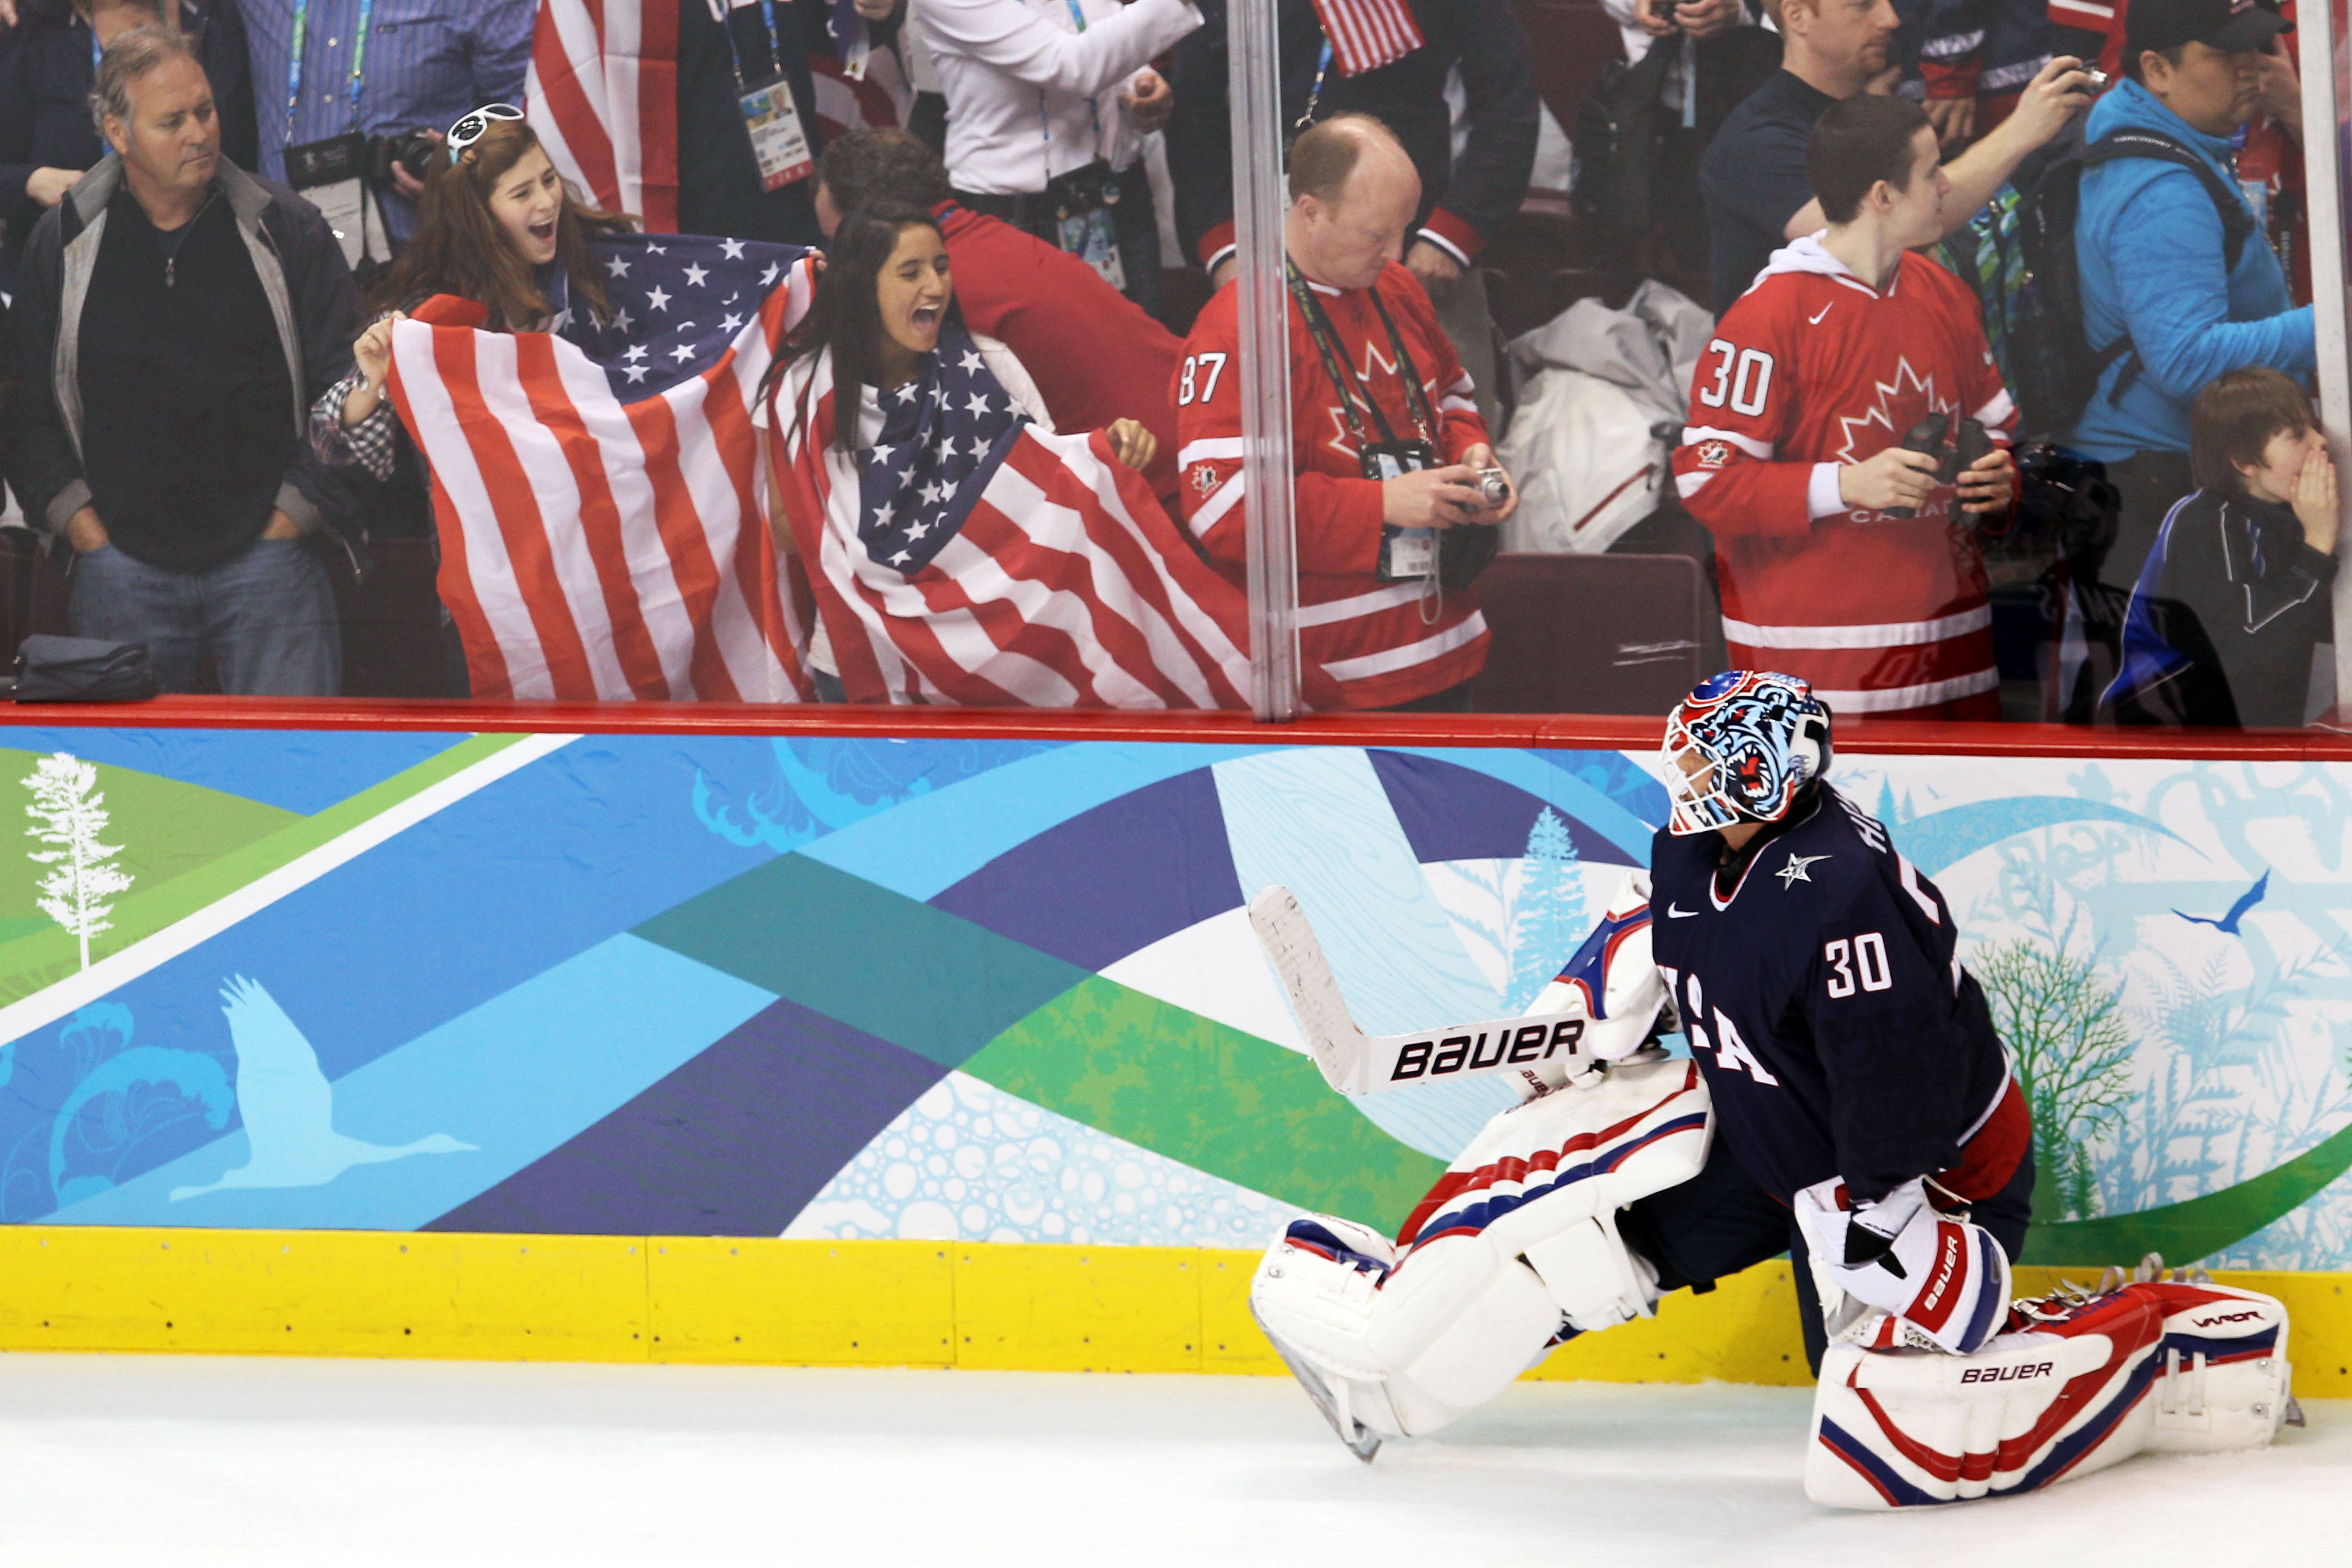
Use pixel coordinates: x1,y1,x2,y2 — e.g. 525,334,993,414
760,200,1310,709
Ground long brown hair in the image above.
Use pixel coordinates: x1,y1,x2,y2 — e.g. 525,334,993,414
369,120,633,329
761,203,965,454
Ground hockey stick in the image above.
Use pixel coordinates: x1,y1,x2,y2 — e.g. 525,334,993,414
1248,885,1589,1096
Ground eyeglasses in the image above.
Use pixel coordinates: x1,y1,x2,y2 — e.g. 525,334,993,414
446,102,526,162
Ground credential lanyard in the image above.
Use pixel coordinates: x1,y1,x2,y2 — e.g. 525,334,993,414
285,0,375,142
720,0,791,88
1285,261,1437,450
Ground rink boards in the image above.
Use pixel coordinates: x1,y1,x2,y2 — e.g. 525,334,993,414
0,706,2345,1387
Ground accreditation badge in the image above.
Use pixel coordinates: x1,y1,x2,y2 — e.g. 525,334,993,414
738,75,816,191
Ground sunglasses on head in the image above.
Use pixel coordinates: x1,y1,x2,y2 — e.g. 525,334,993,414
446,103,526,162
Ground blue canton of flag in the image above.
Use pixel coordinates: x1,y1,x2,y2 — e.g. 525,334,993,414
857,324,1029,575
562,232,808,398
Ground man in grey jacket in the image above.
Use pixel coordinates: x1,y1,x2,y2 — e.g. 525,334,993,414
4,25,361,695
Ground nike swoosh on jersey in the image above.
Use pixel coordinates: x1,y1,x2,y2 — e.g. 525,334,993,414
1808,304,1833,325
1668,903,1698,918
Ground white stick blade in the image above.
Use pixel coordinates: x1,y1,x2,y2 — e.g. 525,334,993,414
1247,884,1370,1093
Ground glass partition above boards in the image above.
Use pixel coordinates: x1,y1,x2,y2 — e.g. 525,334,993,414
1450,0,2351,736
8,0,2341,740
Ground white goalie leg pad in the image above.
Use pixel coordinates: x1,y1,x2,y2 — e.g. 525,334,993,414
1251,1056,1712,1440
2135,1279,2294,1454
1805,1278,2294,1509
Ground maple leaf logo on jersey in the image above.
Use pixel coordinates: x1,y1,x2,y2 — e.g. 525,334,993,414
1322,337,1438,462
1696,440,1732,470
1833,355,1955,464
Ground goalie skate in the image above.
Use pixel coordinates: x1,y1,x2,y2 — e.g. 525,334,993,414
1250,1296,1383,1463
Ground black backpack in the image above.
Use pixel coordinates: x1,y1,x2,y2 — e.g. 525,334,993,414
2006,128,2257,442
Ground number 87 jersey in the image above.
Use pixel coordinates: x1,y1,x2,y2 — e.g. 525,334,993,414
1645,780,2030,1214
1669,238,2018,720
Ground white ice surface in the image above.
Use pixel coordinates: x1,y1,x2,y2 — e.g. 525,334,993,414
1,1354,2341,1565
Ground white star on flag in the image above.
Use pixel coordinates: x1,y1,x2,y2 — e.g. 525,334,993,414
623,363,650,383
623,344,649,362
646,286,672,311
605,256,631,278
670,342,698,362
720,238,746,259
966,393,993,414
683,264,709,287
720,314,744,333
959,350,985,373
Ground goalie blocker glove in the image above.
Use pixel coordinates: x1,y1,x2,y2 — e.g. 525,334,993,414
1794,1175,2011,1355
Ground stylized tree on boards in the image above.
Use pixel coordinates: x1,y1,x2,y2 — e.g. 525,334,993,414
1507,807,1587,1010
22,752,133,972
1975,939,2134,1222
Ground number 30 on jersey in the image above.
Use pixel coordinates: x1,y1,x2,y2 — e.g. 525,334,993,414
1696,339,1774,418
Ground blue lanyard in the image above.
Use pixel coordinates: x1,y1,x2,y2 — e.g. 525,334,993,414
720,0,789,86
89,20,102,74
286,0,375,139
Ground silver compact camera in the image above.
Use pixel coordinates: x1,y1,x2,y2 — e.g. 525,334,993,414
2081,67,2110,91
1477,468,1511,508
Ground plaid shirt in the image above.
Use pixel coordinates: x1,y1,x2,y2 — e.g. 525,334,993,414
311,369,400,480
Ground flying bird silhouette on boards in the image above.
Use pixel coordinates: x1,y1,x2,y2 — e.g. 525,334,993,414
2173,870,2270,935
170,977,475,1202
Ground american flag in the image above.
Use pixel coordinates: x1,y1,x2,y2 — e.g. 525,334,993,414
529,0,904,236
1310,0,1425,78
385,232,818,702
769,321,1263,707
526,0,678,232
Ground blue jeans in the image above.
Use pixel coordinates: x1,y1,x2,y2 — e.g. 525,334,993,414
69,537,341,696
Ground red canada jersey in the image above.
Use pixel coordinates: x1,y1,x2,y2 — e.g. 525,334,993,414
1670,238,2017,719
1175,262,1491,709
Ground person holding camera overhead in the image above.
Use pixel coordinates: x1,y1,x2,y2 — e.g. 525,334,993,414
239,0,532,266
1174,114,1517,713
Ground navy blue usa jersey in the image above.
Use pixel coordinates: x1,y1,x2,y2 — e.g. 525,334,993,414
1646,784,2021,1206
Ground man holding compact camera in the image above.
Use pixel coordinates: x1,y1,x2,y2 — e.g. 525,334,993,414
1671,94,2016,720
1175,114,1516,712
240,0,533,266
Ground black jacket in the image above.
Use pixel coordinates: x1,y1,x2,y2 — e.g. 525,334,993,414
0,0,260,287
5,154,364,551
1166,0,1538,272
2105,487,2338,728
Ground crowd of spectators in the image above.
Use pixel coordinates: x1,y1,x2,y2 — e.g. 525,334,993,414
0,0,2339,729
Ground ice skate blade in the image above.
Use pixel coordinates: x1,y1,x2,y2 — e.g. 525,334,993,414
1248,1301,1382,1463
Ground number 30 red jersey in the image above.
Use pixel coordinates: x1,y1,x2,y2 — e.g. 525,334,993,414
1670,238,2017,719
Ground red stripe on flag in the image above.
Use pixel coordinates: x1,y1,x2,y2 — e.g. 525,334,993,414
702,355,777,693
512,333,673,698
636,0,680,230
422,445,512,700
534,4,620,212
436,330,603,698
623,391,742,701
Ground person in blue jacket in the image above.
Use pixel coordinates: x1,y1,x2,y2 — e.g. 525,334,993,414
2067,0,2313,594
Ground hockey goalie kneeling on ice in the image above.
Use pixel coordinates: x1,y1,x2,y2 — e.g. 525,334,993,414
1249,670,2296,1502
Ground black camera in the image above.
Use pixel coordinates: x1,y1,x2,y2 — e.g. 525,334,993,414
370,130,440,189
1886,413,1996,519
1649,0,1676,17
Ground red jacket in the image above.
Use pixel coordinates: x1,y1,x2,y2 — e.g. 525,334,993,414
934,201,1183,508
1175,261,1490,709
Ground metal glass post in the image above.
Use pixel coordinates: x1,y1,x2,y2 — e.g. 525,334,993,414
1228,0,1301,721
2300,3,2352,710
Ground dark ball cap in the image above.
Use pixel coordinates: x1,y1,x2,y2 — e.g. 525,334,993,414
2127,0,2290,59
